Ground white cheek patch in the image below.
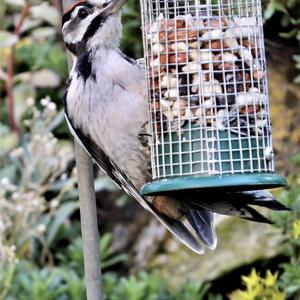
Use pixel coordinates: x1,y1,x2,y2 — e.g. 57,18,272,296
63,10,100,45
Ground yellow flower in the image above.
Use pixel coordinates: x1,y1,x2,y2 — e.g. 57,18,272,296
241,269,260,288
292,219,300,239
273,292,287,300
265,270,279,287
229,269,286,300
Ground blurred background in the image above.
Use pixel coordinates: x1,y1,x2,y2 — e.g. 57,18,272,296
0,0,299,299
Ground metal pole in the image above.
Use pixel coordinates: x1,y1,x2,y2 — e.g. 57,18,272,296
75,143,103,300
61,1,103,299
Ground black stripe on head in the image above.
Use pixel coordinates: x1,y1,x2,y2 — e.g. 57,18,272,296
82,13,108,41
62,1,93,28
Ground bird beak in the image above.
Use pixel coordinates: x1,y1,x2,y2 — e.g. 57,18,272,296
102,0,127,15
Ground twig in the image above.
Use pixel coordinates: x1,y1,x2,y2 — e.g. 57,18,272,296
6,51,17,132
53,0,63,14
5,1,31,133
14,2,31,36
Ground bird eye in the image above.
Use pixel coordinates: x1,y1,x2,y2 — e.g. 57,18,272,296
77,7,89,19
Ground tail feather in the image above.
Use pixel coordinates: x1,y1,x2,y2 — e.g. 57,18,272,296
187,199,270,223
182,206,217,250
241,205,272,223
240,190,290,211
148,203,205,254
147,189,287,254
182,189,289,223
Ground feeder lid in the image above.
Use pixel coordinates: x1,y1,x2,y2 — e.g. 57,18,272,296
140,173,288,196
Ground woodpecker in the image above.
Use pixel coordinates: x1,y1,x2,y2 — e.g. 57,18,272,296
62,0,288,254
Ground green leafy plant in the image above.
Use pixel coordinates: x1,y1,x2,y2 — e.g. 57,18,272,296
1,261,67,300
293,55,300,84
230,154,300,299
1,260,217,300
103,271,215,300
56,234,128,276
0,0,67,133
273,154,300,299
263,0,300,82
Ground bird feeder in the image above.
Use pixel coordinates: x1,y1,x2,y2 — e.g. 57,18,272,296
140,0,287,196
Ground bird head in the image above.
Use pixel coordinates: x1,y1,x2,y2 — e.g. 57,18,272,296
62,0,126,56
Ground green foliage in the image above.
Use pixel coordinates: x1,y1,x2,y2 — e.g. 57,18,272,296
0,1,299,300
103,272,215,300
0,99,76,264
263,0,300,41
273,155,300,298
1,263,216,300
56,234,127,276
230,154,300,299
1,261,79,300
15,42,68,79
5,262,67,300
0,0,68,128
122,0,143,58
263,0,300,82
279,260,300,296
0,230,129,300
293,55,300,84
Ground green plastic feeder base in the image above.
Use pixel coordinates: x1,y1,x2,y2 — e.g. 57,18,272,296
140,173,288,196
141,126,288,196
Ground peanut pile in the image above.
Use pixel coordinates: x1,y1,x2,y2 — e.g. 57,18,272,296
146,14,269,137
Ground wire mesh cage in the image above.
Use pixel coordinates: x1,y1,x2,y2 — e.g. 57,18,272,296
140,0,287,195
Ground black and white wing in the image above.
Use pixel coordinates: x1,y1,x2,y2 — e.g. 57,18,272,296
64,109,204,254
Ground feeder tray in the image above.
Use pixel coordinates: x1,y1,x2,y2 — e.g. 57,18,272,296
141,125,287,196
140,0,287,196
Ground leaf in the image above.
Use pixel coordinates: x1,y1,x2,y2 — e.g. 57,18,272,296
279,28,298,39
102,254,128,269
0,133,19,156
30,2,59,27
263,3,275,20
31,27,56,39
13,83,36,122
47,109,65,132
14,71,32,82
4,0,25,7
0,30,18,48
47,201,79,245
19,18,42,34
293,55,300,63
31,69,60,88
94,176,119,192
273,2,289,14
294,75,300,84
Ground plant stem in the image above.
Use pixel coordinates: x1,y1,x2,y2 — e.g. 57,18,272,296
5,1,31,133
53,0,63,14
6,50,18,132
0,265,16,300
